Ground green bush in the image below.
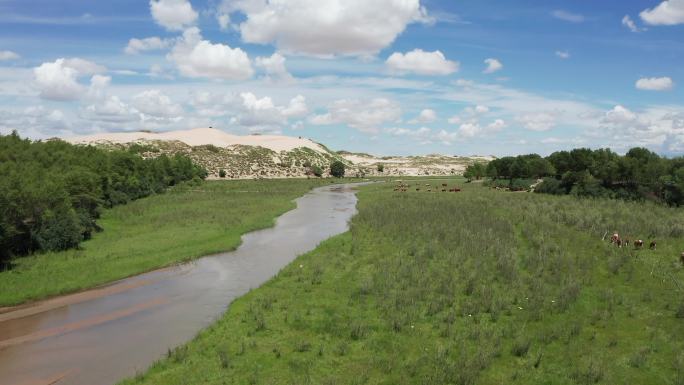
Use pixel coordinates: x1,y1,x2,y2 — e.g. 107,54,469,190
219,169,227,178
330,161,345,178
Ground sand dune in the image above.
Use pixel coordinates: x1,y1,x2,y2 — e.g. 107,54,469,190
67,128,327,153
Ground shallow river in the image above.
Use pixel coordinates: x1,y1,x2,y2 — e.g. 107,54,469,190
0,183,362,385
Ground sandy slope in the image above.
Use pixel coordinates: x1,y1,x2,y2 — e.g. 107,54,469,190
66,128,327,153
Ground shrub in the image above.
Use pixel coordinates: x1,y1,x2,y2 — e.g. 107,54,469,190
330,161,346,178
219,169,227,178
311,165,323,177
377,164,384,172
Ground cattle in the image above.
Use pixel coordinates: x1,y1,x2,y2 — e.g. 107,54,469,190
610,233,620,244
441,189,446,192
416,188,420,192
623,239,630,247
616,239,622,248
649,241,657,250
442,183,448,187
681,252,684,266
634,240,644,249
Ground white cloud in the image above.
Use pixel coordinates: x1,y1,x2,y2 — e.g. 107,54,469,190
385,126,431,139
83,95,139,123
0,51,20,61
555,50,570,59
457,119,506,139
483,58,503,74
447,115,461,124
234,92,308,127
596,105,684,151
125,37,172,55
168,27,254,80
465,105,490,116
640,0,684,25
622,15,644,32
150,0,198,31
227,0,430,57
131,89,183,117
409,108,437,124
309,98,402,133
386,49,459,76
551,9,585,23
255,53,294,82
516,112,557,131
217,13,230,31
635,77,674,91
33,58,106,101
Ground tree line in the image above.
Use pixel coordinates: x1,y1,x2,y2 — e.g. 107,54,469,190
465,147,684,206
0,131,207,266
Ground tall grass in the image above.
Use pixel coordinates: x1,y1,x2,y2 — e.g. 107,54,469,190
0,179,333,306
120,180,684,385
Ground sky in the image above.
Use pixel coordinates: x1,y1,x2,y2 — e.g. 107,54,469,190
0,0,683,156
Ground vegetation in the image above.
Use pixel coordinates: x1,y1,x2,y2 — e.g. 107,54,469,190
330,160,346,178
377,163,384,173
219,169,227,178
0,179,334,306
0,132,206,267
485,148,684,205
464,162,487,181
122,180,684,385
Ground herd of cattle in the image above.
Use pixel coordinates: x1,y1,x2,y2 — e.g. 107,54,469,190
609,232,684,266
609,233,656,250
393,182,461,193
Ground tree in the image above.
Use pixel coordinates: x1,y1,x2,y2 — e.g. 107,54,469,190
219,169,227,178
464,163,486,181
330,161,346,178
311,165,323,177
377,163,384,173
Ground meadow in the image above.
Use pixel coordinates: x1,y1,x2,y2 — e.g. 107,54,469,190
121,179,684,385
0,178,336,306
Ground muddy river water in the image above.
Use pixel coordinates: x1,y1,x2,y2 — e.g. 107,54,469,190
0,183,363,385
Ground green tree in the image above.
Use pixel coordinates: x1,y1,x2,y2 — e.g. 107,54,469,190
330,161,346,178
219,169,227,178
377,163,384,173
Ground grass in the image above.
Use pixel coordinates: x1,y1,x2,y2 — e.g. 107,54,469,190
0,178,341,307
120,179,684,385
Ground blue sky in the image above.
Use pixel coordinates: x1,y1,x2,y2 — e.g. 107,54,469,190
1,0,683,156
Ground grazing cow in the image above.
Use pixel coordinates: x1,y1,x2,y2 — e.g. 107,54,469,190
649,241,657,250
634,240,644,249
416,188,420,192
616,238,622,248
623,239,630,247
427,189,431,192
442,189,446,192
680,252,684,266
610,233,620,244
442,183,448,187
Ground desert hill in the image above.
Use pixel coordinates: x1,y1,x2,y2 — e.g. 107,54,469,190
67,128,491,179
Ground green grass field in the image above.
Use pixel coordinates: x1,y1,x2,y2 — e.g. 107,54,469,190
0,179,338,307
121,180,684,385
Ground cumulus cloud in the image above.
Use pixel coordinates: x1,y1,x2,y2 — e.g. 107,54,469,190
555,50,570,59
457,119,506,139
224,0,430,57
255,53,294,82
385,126,431,140
386,49,459,76
233,92,308,127
483,58,503,74
0,51,20,61
168,27,254,80
150,0,198,31
125,37,173,55
640,0,684,25
596,105,684,152
516,112,557,131
409,109,437,124
131,89,183,117
33,58,107,101
83,95,139,123
622,15,644,32
635,77,674,91
551,9,585,23
309,98,402,133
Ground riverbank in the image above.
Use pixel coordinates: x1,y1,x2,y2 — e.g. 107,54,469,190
122,180,684,385
0,179,341,307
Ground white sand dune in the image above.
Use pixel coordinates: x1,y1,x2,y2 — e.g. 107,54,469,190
67,127,327,153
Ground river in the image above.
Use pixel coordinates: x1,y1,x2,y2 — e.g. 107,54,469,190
0,183,362,385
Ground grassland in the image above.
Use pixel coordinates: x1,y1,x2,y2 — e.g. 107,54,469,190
0,179,338,306
122,179,684,385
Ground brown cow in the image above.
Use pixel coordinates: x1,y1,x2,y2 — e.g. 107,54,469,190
442,183,448,187
416,188,420,191
610,232,619,244
634,240,644,249
680,252,684,266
